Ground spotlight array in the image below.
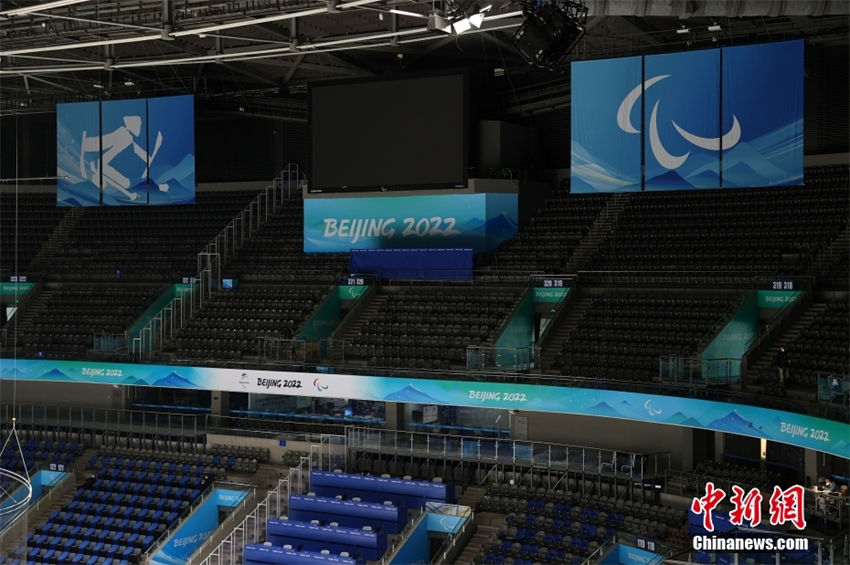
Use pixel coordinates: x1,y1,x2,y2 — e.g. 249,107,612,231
512,0,587,69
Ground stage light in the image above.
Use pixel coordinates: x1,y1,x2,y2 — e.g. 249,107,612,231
513,0,586,69
676,25,690,34
427,11,452,33
429,1,491,35
707,22,722,32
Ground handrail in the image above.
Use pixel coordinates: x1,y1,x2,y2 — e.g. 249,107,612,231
149,480,254,565
742,289,813,374
431,508,475,565
83,340,849,424
0,468,74,555
132,168,295,360
477,463,500,487
375,506,427,565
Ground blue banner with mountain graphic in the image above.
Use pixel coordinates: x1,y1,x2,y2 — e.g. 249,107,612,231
1,358,847,458
571,56,642,193
644,49,720,190
57,95,195,207
721,40,803,187
570,40,803,192
303,193,517,252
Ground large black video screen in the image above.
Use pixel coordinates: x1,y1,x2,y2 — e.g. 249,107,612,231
310,73,467,192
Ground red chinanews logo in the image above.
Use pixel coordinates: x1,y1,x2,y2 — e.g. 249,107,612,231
691,482,806,532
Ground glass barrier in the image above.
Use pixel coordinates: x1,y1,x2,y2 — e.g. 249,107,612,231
345,426,670,479
659,355,740,386
818,373,850,404
258,337,307,363
467,345,535,372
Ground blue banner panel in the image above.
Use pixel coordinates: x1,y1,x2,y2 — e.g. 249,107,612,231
151,487,231,565
100,98,149,205
2,358,848,458
303,193,517,252
570,56,642,193
644,49,721,190
244,544,355,565
350,248,473,281
721,40,804,187
147,94,196,204
57,101,101,207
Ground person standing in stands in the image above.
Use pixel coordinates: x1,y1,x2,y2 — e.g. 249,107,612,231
776,345,791,385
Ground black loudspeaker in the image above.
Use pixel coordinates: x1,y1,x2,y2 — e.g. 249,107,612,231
513,4,585,68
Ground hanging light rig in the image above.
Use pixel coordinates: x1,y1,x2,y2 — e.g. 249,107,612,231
512,0,588,69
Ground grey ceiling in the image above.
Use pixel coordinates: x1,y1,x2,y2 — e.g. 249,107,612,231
0,0,847,117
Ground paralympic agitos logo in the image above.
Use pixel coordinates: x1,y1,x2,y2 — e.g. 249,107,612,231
617,74,742,170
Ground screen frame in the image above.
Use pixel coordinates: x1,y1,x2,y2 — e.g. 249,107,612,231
308,70,469,194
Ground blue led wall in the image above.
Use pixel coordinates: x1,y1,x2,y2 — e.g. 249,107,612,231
57,94,195,206
571,40,803,192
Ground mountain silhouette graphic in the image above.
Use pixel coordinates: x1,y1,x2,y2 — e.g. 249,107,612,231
646,170,693,189
121,376,148,385
591,401,624,418
39,368,75,381
707,410,766,437
152,372,197,388
665,412,704,427
383,385,444,403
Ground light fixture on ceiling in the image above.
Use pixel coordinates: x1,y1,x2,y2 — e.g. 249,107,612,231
514,0,587,69
388,8,427,18
707,22,722,32
427,10,452,33
123,79,135,86
429,2,491,35
0,0,87,17
93,82,104,89
676,24,689,34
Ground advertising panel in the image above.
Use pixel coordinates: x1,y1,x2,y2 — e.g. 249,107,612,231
2,358,847,458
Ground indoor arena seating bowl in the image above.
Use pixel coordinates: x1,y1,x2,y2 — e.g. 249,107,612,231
163,285,327,362
482,190,608,278
247,470,454,565
587,178,849,279
692,460,783,493
342,285,521,370
92,443,264,475
0,193,66,276
0,438,81,496
13,284,163,360
553,289,740,381
478,482,688,565
26,452,210,564
45,191,259,282
783,300,849,388
222,198,349,285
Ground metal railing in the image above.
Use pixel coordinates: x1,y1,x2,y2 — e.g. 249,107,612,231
0,404,204,449
659,355,741,386
346,427,670,480
0,471,74,559
258,337,307,363
428,503,474,565
466,345,535,372
375,507,427,565
196,441,326,565
131,167,297,361
93,333,129,353
141,480,255,564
